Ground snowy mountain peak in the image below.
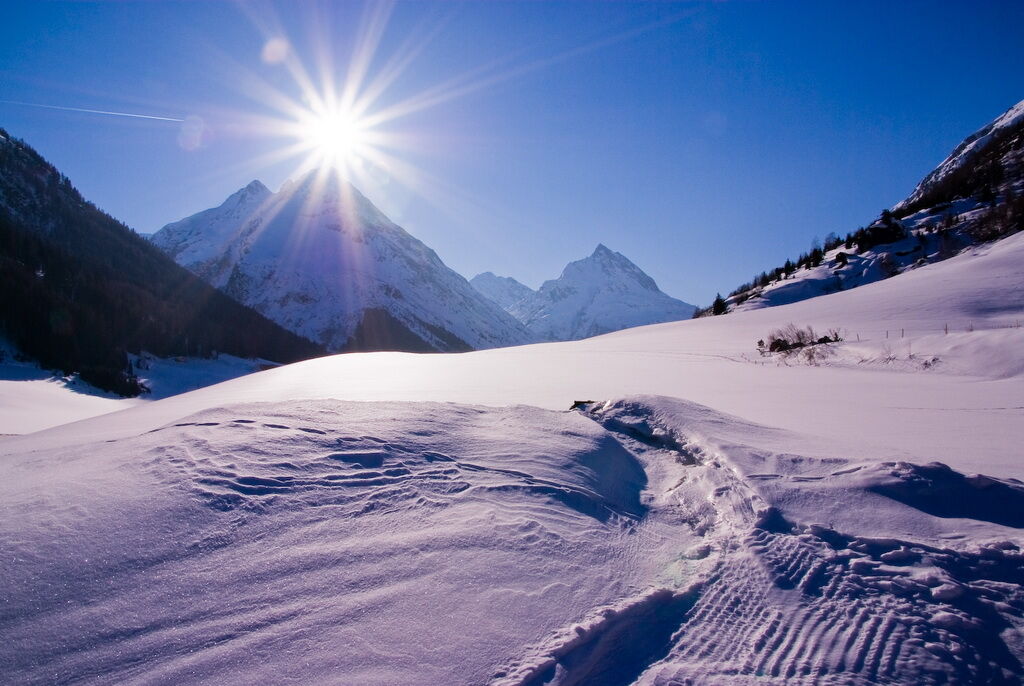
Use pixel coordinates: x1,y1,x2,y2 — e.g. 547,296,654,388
469,272,536,312
271,170,396,230
562,244,660,293
472,246,695,342
227,179,271,206
152,178,531,352
244,179,269,193
290,168,342,196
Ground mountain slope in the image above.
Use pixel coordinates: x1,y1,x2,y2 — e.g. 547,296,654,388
474,244,695,342
711,98,1024,316
152,173,532,352
896,99,1024,215
0,128,323,395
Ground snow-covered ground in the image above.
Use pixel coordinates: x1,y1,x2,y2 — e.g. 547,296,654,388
0,352,269,435
0,357,133,435
12,229,1023,475
2,230,1023,683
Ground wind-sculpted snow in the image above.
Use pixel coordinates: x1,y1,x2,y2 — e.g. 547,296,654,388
3,396,1021,685
572,398,1024,685
0,401,654,685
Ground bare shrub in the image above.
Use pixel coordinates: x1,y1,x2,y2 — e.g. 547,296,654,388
758,324,842,356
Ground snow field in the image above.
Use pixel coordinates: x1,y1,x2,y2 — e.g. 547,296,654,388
1,402,678,685
2,191,1023,684
2,395,1021,684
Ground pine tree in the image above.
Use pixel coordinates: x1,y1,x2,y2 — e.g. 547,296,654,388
712,293,727,315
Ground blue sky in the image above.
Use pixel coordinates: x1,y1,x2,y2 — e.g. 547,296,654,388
1,1,1022,305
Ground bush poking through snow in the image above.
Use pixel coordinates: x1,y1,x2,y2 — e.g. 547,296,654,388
758,324,842,356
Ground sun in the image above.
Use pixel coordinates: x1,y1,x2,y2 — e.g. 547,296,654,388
299,109,368,169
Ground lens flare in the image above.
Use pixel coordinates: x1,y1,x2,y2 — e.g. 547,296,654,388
212,1,694,217
299,109,367,168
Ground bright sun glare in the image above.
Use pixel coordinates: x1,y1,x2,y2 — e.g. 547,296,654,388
233,2,684,200
300,110,367,168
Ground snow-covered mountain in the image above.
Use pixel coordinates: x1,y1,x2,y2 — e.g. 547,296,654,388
468,271,535,312
896,98,1024,214
471,244,695,342
152,173,532,352
0,127,322,396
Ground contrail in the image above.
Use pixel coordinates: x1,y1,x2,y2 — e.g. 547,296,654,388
0,100,184,122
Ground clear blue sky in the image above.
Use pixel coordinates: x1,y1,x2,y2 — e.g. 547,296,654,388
1,1,1022,305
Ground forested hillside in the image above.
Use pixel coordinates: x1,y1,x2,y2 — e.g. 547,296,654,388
0,128,324,395
695,100,1024,317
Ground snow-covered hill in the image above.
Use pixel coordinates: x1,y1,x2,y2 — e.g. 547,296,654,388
152,171,532,352
0,345,276,434
16,227,1024,473
4,213,1023,684
472,244,696,342
719,98,1024,316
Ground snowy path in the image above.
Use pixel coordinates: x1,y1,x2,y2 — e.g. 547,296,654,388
497,399,1024,685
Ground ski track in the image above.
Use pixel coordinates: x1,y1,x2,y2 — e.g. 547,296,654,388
493,402,1024,686
643,528,1024,685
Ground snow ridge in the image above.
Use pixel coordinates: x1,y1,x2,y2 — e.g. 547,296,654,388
469,272,536,312
896,98,1024,212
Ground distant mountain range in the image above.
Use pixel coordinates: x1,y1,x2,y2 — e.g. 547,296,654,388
0,128,323,395
153,174,695,351
152,172,532,353
471,245,696,342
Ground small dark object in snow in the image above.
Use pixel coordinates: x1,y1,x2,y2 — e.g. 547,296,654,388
570,400,595,410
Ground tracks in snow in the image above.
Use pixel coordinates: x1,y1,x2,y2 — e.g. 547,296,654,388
493,400,1024,686
643,526,1023,685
